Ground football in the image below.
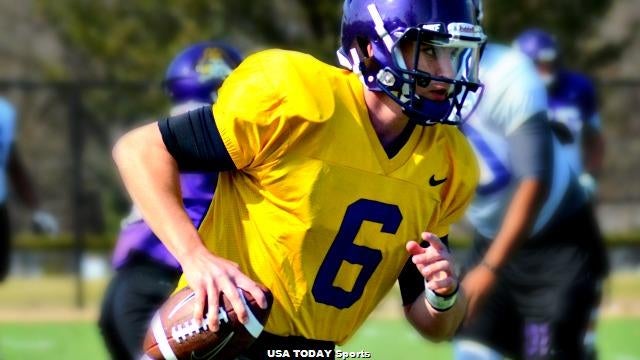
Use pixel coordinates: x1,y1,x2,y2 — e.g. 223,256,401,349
142,286,273,360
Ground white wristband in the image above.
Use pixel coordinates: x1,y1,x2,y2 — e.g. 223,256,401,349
424,280,458,312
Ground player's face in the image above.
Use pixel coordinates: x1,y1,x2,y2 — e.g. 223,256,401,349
400,41,458,102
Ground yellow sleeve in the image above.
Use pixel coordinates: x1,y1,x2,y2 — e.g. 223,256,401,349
212,51,288,170
432,131,479,237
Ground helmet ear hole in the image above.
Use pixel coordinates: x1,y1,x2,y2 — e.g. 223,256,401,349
362,56,377,74
356,36,370,57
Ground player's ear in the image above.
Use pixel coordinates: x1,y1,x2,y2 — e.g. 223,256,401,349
352,38,376,72
366,43,373,57
351,37,372,58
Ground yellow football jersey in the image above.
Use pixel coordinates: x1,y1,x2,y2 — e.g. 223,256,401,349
175,49,478,344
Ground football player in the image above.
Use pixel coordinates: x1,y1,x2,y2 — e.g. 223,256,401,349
510,28,607,360
113,0,486,358
0,96,58,282
514,28,605,201
453,2,609,359
98,41,242,359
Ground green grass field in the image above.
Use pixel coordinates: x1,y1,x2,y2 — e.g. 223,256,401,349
0,318,639,360
0,273,639,359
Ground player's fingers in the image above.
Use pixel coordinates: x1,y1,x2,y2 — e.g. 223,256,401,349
422,232,446,251
426,276,457,294
237,277,268,310
418,241,452,264
192,286,206,324
406,240,426,256
420,260,453,280
220,278,248,324
206,282,220,331
411,251,445,267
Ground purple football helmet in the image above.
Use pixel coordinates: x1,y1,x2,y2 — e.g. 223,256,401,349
164,41,243,104
513,29,559,86
513,29,558,63
338,0,486,126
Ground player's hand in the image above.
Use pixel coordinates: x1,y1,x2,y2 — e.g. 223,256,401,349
31,210,59,236
406,232,458,296
461,262,497,322
180,246,269,332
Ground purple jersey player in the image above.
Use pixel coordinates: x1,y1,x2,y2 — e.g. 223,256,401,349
111,172,217,270
99,41,243,360
514,29,606,200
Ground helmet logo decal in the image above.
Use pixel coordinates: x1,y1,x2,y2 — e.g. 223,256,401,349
195,48,233,83
422,23,444,33
447,23,485,39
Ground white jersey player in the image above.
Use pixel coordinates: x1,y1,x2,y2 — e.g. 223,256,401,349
514,28,605,200
453,42,609,359
460,44,575,240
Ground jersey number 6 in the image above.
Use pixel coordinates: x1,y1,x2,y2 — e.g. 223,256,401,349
312,199,402,309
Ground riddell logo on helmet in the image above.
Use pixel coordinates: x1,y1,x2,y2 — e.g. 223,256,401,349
448,23,477,34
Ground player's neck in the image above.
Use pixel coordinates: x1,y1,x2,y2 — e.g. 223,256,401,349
364,90,410,148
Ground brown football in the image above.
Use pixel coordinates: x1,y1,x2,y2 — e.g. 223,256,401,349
142,286,273,360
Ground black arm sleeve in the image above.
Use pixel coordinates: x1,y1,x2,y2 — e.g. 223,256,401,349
507,111,553,183
158,106,236,171
398,235,449,306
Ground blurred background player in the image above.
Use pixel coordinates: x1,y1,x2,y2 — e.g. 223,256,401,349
0,96,59,282
513,28,606,201
511,27,608,360
98,41,243,360
453,1,609,359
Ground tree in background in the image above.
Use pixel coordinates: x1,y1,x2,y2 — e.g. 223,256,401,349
38,0,341,92
39,0,625,106
482,0,630,71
